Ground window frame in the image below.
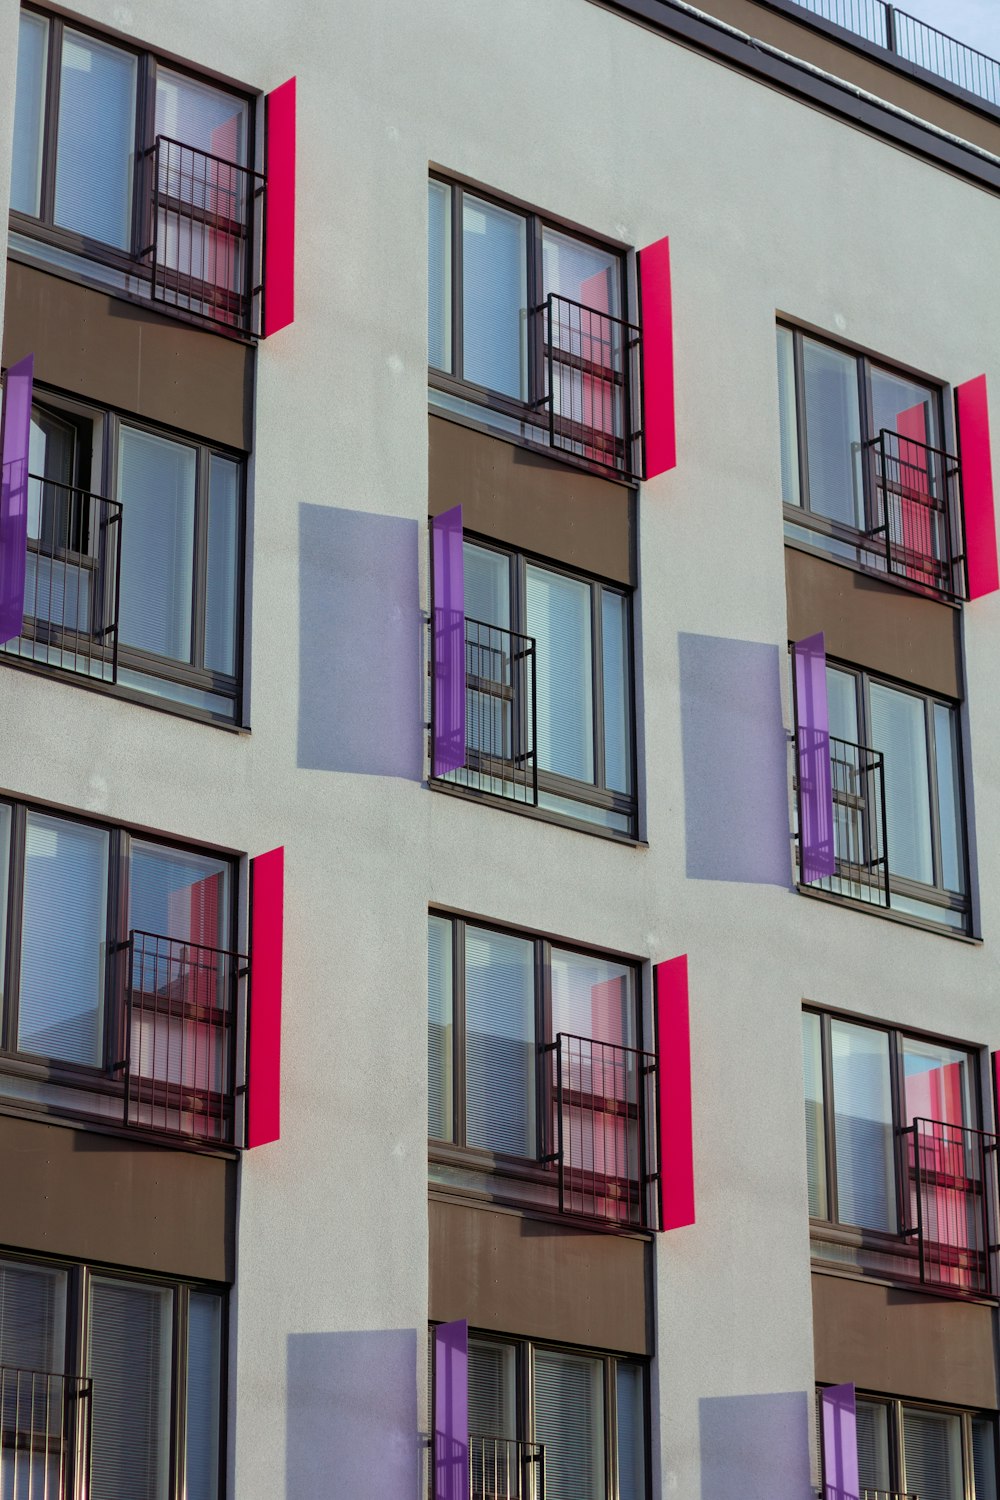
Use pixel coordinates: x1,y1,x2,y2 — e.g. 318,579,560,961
0,794,239,1097
11,4,258,304
0,1246,228,1500
6,381,247,726
428,173,630,439
428,910,643,1168
437,1324,652,1500
438,531,638,837
819,1386,999,1500
803,1007,984,1236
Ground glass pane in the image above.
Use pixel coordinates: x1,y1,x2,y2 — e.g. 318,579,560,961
601,590,631,795
465,926,535,1157
464,543,511,630
428,915,454,1141
19,812,109,1067
856,1400,891,1491
12,11,49,217
89,1279,172,1500
902,1407,964,1500
802,338,863,528
526,566,594,784
155,69,247,164
205,455,240,676
616,1363,646,1500
0,1259,67,1370
118,426,197,661
777,327,801,508
542,228,620,318
903,1038,973,1129
830,1020,895,1231
871,367,941,450
869,683,933,886
468,1339,517,1437
533,1348,606,1500
550,949,634,1047
129,842,230,948
428,181,452,373
0,1259,68,1488
826,668,859,744
462,195,527,399
802,1012,828,1219
55,31,137,249
185,1293,223,1500
934,703,965,894
973,1418,998,1500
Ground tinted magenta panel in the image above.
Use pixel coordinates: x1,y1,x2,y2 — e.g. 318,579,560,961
820,1383,858,1500
957,375,999,599
655,955,694,1231
0,354,33,645
434,1319,468,1500
638,237,676,479
248,846,284,1148
794,633,835,883
431,505,466,777
264,79,296,337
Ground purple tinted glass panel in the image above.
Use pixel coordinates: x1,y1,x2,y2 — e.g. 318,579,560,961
434,1319,468,1500
821,1383,859,1500
794,632,835,882
0,354,33,646
432,505,466,777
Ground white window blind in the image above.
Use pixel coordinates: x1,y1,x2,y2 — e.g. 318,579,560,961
0,1260,66,1372
185,1293,223,1500
902,1407,964,1500
54,31,137,249
12,12,49,217
830,1020,895,1232
88,1279,172,1500
549,949,633,1048
855,1400,891,1491
428,182,452,374
533,1349,606,1500
601,591,631,795
465,926,535,1157
462,196,527,400
526,566,594,785
428,915,454,1141
802,1013,827,1220
869,684,934,887
117,426,197,663
801,338,863,529
469,1340,517,1438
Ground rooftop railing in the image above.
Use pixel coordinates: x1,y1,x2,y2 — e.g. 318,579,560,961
142,136,265,336
865,429,965,601
539,294,643,479
787,0,1000,111
900,1117,1000,1298
1,475,122,683
0,1367,92,1500
115,929,247,1147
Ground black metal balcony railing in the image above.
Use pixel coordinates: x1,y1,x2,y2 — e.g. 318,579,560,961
470,1435,545,1500
798,734,890,909
865,429,964,600
863,1491,918,1500
142,136,265,336
789,0,1000,111
900,1118,1000,1298
539,294,643,479
442,618,539,807
2,475,122,683
115,929,247,1147
543,1032,659,1230
0,1367,92,1500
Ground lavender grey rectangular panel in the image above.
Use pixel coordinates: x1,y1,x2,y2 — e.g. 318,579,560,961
820,1383,858,1500
434,1319,468,1500
0,354,33,646
794,632,835,883
432,505,466,777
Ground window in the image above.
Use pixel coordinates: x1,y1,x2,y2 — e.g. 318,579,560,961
795,658,968,933
11,8,261,334
4,385,245,723
428,914,657,1228
428,177,642,476
820,1389,997,1500
777,325,963,599
803,1011,995,1295
447,1331,647,1500
0,1254,224,1500
438,536,636,836
0,799,242,1145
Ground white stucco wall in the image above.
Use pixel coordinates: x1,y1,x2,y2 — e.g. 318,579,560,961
1,1,999,1497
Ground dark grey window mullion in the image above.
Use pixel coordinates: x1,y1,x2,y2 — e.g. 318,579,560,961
129,53,154,260
888,1028,907,1235
605,1356,618,1500
791,330,813,517
2,805,27,1056
171,1286,189,1500
103,827,128,1075
857,355,878,533
591,581,606,792
38,14,63,226
535,940,550,1163
451,185,464,383
890,1398,905,1494
454,918,467,1149
191,447,211,670
819,1013,840,1225
526,214,545,412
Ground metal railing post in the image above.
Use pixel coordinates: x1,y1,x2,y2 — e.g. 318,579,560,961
884,2,897,53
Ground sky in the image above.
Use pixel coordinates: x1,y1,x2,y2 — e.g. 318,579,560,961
898,0,1000,57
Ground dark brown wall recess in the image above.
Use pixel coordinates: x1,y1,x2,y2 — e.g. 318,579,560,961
429,1196,651,1355
429,415,636,587
3,259,253,451
0,1113,235,1283
812,1271,997,1408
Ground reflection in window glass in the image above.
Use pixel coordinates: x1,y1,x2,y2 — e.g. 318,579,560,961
856,1400,891,1492
870,367,940,451
428,181,452,374
550,949,634,1048
802,338,863,529
526,566,594,784
0,807,9,1014
802,1012,827,1219
903,1406,964,1500
972,1418,998,1500
616,1362,646,1500
776,326,801,508
902,1038,973,1130
427,915,454,1141
462,196,527,399
118,426,197,662
19,813,109,1067
206,456,239,676
464,543,510,629
185,1292,223,1500
830,1020,895,1232
534,1348,606,1500
89,1279,172,1500
825,667,858,744
869,683,933,886
0,1259,67,1372
12,11,49,217
542,228,620,318
128,841,229,949
934,703,965,895
465,926,535,1157
602,591,631,795
155,69,246,163
55,32,137,249
468,1339,517,1438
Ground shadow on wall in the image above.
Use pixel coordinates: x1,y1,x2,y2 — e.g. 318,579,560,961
699,1391,813,1500
678,633,792,887
298,505,423,778
286,1329,420,1500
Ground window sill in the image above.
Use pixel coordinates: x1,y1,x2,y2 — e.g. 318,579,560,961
783,526,963,611
428,775,645,845
0,1090,240,1161
796,882,978,942
810,1222,998,1306
0,650,249,734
